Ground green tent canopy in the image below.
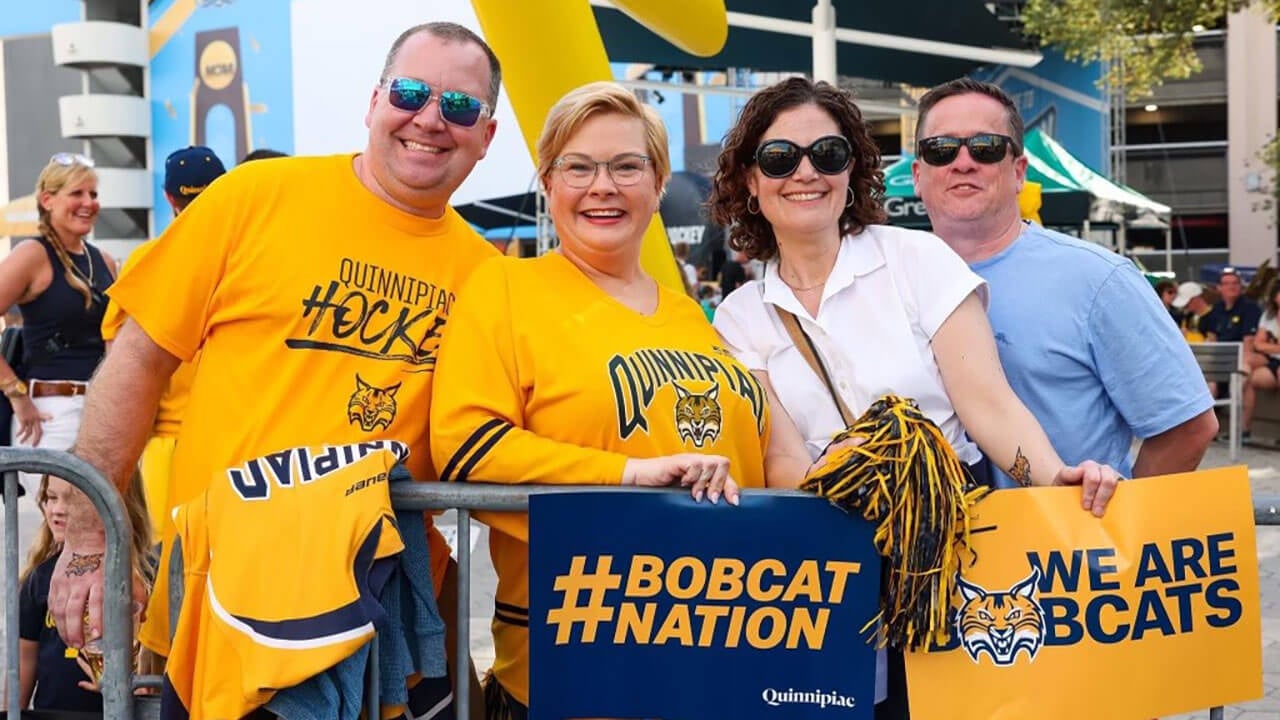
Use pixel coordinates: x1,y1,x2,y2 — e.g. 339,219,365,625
882,128,1170,227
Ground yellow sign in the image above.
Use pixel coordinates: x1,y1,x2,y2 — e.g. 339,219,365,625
198,39,237,90
906,466,1261,719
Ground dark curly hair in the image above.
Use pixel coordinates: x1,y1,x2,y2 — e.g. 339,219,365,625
707,77,886,262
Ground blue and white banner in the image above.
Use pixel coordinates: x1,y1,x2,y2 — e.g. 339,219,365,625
529,492,880,719
975,50,1109,174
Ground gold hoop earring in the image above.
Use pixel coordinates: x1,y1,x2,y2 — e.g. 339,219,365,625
846,187,855,208
747,195,760,215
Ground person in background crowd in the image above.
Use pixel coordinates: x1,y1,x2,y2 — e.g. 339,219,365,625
13,474,102,712
1201,268,1263,438
718,247,751,296
1242,281,1280,437
1172,281,1213,342
51,21,502,719
431,80,812,720
698,283,721,322
911,77,1217,483
0,155,116,488
707,76,1120,720
690,222,727,280
1204,267,1262,344
1155,279,1182,325
12,473,152,712
673,241,699,291
240,148,289,163
99,147,225,671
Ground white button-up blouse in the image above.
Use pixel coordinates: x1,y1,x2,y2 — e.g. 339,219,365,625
714,224,988,465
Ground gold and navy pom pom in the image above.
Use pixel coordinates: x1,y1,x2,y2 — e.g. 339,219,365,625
801,394,990,651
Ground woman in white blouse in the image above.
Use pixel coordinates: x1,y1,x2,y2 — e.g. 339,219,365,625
707,77,1119,720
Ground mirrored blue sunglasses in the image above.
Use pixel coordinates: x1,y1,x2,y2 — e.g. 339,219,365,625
382,76,490,128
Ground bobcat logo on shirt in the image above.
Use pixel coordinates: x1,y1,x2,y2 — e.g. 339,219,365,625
607,347,766,442
347,375,400,432
673,383,722,448
955,567,1046,667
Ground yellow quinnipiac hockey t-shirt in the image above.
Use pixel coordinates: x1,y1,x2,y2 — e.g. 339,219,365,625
430,253,771,706
107,154,497,673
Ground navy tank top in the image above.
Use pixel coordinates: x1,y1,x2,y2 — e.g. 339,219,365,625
19,237,112,381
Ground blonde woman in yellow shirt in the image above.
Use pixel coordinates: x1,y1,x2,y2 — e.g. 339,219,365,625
430,81,811,720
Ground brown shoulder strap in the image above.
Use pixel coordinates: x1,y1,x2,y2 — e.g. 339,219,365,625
775,307,857,427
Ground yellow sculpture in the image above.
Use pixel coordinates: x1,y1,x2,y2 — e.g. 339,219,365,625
470,0,729,292
1018,180,1043,225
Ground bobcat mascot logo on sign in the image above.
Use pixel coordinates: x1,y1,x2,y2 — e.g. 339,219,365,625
956,567,1046,667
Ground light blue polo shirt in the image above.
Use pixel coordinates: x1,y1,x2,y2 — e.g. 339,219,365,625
971,223,1213,483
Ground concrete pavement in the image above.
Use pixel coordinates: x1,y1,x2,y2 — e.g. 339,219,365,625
1165,441,1280,720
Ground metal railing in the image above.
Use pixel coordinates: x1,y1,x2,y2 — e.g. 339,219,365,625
4,448,1277,718
1,448,136,719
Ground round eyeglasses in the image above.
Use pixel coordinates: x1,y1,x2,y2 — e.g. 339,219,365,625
551,153,652,188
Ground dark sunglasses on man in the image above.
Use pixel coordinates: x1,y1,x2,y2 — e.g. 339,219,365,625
382,76,490,128
754,135,852,179
916,133,1018,167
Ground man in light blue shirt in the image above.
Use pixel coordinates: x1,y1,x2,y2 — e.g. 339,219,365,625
911,78,1218,485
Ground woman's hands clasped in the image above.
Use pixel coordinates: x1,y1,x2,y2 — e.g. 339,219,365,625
623,454,741,505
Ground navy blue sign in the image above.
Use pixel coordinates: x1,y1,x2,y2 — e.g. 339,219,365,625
529,491,880,719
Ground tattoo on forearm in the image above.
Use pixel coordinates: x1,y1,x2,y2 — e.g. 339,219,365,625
65,552,103,577
60,480,105,546
1008,448,1031,487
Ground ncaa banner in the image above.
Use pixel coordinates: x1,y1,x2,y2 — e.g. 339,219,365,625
529,492,881,719
906,467,1261,719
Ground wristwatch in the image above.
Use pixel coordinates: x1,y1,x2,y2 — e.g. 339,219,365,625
1,378,27,398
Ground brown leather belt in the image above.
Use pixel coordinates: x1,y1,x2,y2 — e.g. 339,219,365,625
30,380,88,398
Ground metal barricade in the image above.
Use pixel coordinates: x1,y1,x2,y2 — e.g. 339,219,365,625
387,482,813,720
4,448,1279,719
0,448,135,719
388,482,1277,720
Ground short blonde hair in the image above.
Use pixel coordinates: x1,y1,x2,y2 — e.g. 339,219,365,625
537,81,671,192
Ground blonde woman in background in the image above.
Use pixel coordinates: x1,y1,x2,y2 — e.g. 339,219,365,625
0,154,116,471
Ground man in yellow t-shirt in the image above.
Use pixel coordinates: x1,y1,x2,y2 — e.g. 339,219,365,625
50,22,502,718
100,145,226,539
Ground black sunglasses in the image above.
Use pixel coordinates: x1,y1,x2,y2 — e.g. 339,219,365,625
754,135,852,179
382,76,490,128
916,134,1017,167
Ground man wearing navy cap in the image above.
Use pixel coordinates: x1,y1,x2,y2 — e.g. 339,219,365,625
162,145,226,215
99,146,226,639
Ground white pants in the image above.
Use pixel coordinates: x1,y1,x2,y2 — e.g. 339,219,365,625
11,392,84,491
